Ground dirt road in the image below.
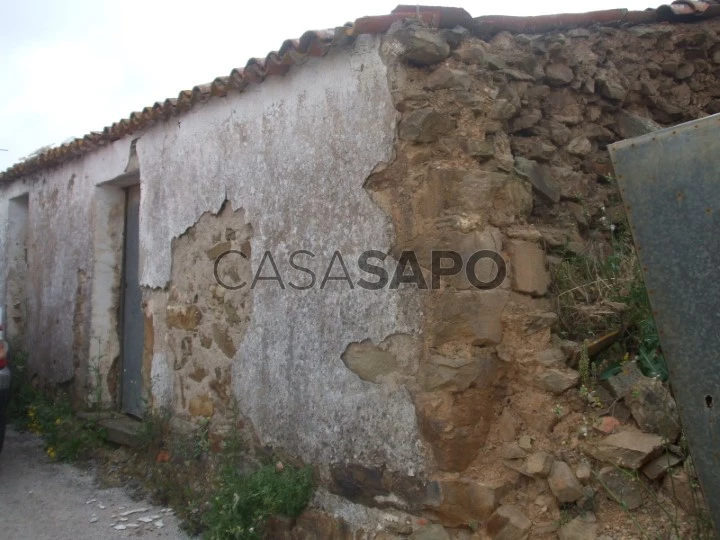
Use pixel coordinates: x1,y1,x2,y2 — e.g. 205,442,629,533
0,428,191,539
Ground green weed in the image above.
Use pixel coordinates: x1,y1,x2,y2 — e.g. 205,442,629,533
202,463,314,540
7,347,107,461
552,225,667,384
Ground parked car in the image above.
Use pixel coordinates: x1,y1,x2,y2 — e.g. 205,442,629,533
0,309,10,453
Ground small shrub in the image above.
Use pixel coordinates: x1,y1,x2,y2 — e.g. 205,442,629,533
7,347,107,461
552,225,668,383
203,463,314,540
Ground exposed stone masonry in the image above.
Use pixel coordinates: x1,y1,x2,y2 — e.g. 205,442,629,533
307,16,720,539
146,202,253,424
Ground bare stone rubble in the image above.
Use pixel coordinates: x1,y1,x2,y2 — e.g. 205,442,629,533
558,515,599,540
486,505,532,539
548,461,585,503
585,430,664,469
597,466,643,510
625,377,682,441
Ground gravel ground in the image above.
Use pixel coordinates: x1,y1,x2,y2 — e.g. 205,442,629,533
0,427,191,539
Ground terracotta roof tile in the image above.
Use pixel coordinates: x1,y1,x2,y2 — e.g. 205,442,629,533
2,2,719,182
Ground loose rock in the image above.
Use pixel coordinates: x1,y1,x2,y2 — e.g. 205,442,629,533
676,63,695,80
534,368,580,394
595,416,620,435
427,478,511,527
626,377,682,441
576,462,592,484
643,452,682,480
597,466,643,510
535,347,565,367
603,361,643,399
558,516,598,540
548,461,584,503
486,505,531,539
501,442,526,460
518,435,533,450
526,452,554,478
662,470,706,514
410,524,451,540
585,430,663,469
439,25,469,48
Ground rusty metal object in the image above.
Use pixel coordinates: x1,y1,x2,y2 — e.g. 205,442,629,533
586,330,622,359
567,330,622,367
609,114,720,535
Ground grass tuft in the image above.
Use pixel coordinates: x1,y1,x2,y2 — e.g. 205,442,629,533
7,347,107,461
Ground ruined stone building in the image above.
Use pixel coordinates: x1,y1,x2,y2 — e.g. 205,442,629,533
1,3,719,537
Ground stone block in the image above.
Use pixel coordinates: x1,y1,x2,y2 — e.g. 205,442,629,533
486,505,531,540
602,361,643,399
419,348,499,392
399,108,456,143
643,452,682,480
513,157,560,203
625,377,681,441
548,461,584,502
394,26,451,66
533,368,580,394
558,516,598,540
427,477,512,526
426,67,471,91
546,63,574,86
508,240,550,296
433,289,509,347
584,430,663,469
598,466,643,510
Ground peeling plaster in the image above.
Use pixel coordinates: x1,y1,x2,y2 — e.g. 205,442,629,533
1,139,134,384
134,36,427,474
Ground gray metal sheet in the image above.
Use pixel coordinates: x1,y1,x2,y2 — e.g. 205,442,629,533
121,184,144,418
609,114,720,534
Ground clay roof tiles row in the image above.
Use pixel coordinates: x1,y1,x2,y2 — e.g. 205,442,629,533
2,2,719,182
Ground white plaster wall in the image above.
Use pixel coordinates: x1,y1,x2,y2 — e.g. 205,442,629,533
137,36,427,474
0,139,134,383
0,35,427,475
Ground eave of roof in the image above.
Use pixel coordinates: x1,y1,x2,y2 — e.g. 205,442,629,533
2,2,719,183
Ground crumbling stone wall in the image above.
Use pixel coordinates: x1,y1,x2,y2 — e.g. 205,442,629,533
298,17,720,539
4,15,719,537
146,202,253,423
135,35,431,484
